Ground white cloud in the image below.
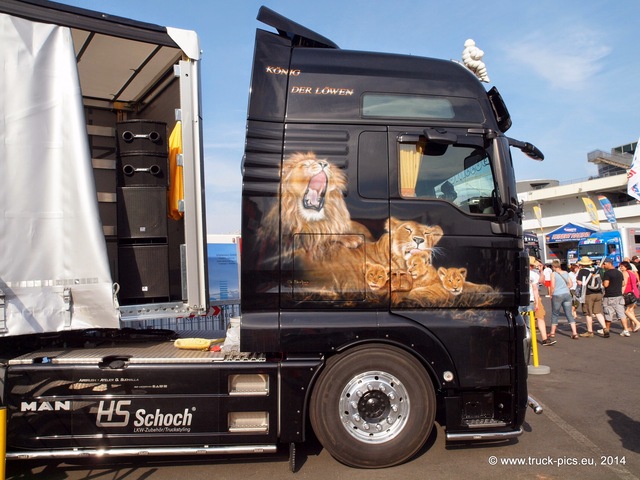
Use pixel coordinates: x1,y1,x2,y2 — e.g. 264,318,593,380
505,27,611,90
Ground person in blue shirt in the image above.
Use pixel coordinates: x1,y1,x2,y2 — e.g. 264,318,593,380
548,260,579,340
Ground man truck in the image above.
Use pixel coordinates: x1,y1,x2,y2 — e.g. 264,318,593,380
0,0,543,469
577,228,640,267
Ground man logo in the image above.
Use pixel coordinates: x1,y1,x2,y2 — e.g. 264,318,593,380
21,401,71,412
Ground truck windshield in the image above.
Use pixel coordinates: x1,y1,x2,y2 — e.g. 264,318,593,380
399,138,496,215
579,244,606,257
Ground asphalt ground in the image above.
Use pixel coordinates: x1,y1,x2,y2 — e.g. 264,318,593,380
523,295,640,479
6,296,640,480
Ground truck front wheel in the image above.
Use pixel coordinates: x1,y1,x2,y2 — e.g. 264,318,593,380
309,344,436,468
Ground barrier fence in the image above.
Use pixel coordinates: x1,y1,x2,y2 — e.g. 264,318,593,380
126,301,240,332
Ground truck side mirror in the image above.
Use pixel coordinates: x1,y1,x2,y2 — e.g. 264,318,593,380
507,137,544,161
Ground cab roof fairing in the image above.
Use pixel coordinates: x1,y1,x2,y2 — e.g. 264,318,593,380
291,48,490,98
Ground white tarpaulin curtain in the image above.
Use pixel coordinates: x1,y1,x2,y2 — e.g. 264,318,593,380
0,13,119,335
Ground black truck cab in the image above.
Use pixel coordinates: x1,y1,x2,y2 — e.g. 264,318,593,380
0,4,541,469
237,7,537,467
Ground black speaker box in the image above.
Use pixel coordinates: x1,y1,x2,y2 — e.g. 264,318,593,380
117,187,167,239
117,154,168,187
117,244,169,300
116,120,167,156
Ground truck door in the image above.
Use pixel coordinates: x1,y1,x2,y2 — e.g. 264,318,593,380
386,127,517,387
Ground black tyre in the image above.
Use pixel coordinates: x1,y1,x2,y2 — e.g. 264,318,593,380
309,344,436,468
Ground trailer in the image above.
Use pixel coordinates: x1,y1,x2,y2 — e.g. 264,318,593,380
0,0,543,469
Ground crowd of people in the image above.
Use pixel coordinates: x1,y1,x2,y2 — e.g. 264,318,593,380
527,255,640,344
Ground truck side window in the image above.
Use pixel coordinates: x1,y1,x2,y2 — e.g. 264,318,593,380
398,139,496,215
358,131,389,199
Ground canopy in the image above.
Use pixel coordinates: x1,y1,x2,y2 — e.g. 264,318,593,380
545,223,596,244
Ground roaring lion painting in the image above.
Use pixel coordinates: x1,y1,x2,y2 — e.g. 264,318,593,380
259,152,367,261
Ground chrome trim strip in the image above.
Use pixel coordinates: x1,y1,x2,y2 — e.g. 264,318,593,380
7,444,277,460
446,428,523,442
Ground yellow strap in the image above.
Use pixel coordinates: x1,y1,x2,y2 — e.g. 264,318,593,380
168,121,184,220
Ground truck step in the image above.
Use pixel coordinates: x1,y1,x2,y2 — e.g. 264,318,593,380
462,418,508,429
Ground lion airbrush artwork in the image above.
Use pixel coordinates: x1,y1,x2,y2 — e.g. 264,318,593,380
259,152,499,308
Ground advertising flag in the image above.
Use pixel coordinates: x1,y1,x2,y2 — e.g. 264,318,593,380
597,195,617,228
628,138,640,201
581,197,600,228
533,205,543,232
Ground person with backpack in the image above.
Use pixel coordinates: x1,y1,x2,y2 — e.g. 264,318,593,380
549,260,580,340
575,256,608,338
619,261,640,332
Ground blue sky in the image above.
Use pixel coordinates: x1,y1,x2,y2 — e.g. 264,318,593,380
63,0,640,234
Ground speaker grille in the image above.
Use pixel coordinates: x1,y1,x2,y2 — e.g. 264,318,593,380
118,245,169,300
117,187,167,239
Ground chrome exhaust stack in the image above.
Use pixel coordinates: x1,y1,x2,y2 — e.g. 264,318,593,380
527,395,543,414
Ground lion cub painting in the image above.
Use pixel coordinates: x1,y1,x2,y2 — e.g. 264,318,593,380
403,266,495,307
365,262,388,292
407,251,438,287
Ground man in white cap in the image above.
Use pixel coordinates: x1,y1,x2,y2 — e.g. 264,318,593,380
575,256,608,338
